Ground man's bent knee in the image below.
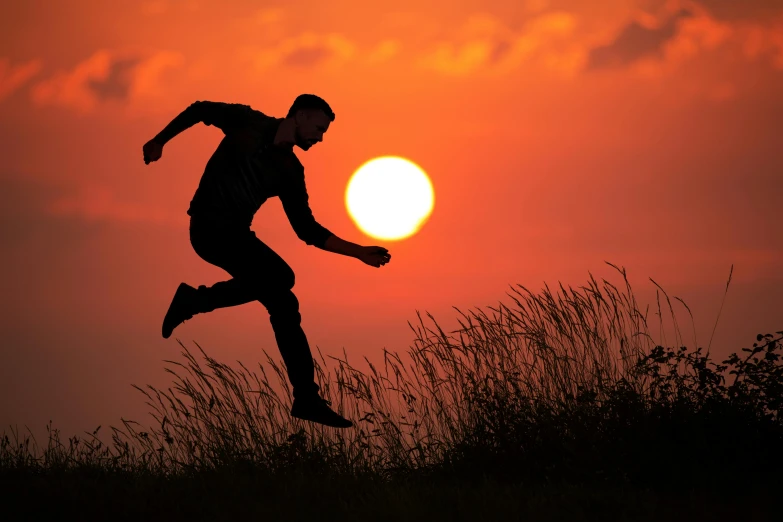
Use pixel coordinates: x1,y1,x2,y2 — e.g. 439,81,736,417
274,265,296,290
266,289,301,323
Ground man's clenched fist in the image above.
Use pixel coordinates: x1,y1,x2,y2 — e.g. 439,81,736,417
143,139,163,164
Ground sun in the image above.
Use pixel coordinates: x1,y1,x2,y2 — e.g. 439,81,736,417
345,156,435,241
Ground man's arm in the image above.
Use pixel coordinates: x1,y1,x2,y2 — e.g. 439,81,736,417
322,234,363,257
279,174,362,256
279,169,344,250
152,101,262,145
278,163,392,267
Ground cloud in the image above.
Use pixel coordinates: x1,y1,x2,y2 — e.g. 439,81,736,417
520,12,583,74
639,1,783,70
87,56,142,101
244,7,288,42
0,58,43,101
241,11,579,76
283,45,333,67
586,9,694,70
416,11,578,76
736,21,783,68
30,49,184,112
242,32,358,71
661,12,735,62
630,5,783,74
695,0,783,22
416,13,516,75
365,40,401,65
411,6,782,77
417,40,499,75
131,50,186,98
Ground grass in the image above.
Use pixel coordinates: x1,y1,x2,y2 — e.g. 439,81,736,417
2,261,782,521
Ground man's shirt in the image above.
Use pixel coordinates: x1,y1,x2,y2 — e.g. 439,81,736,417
182,101,334,249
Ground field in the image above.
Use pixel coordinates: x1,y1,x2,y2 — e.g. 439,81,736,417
3,263,781,521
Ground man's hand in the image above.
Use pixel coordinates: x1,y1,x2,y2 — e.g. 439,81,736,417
143,139,163,164
356,246,391,268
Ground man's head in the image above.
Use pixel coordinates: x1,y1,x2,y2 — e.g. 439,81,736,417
286,94,335,151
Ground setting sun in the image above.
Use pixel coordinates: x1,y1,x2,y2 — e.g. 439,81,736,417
345,156,435,241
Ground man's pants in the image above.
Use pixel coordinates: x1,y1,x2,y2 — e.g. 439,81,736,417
188,216,320,400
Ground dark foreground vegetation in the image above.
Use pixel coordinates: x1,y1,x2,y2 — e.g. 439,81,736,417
2,263,781,521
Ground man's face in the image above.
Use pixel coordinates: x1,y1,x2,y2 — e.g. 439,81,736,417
294,109,331,151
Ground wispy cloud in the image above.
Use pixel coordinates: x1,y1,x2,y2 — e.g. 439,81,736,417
241,10,562,74
87,56,142,101
241,32,359,71
0,58,43,101
694,0,783,22
736,21,783,69
585,9,694,70
365,40,401,65
416,11,578,76
410,5,782,79
30,49,184,112
236,7,361,70
654,1,783,70
242,7,288,42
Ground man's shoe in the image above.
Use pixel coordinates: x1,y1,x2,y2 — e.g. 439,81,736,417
291,396,353,428
162,283,198,339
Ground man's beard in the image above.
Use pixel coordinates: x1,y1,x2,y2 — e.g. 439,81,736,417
294,129,312,150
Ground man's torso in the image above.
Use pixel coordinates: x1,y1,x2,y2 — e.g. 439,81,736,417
187,114,303,226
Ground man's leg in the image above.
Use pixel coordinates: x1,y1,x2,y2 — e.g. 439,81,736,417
197,277,320,399
190,224,320,399
250,281,320,400
192,279,257,313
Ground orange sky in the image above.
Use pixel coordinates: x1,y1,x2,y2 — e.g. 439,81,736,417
1,0,782,441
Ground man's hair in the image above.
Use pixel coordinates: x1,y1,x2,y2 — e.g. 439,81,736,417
286,94,335,121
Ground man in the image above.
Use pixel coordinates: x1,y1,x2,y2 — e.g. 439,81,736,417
142,94,391,429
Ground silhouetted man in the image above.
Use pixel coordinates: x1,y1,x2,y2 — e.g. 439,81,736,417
142,94,391,429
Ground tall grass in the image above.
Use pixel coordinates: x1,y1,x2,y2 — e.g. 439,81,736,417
3,262,782,499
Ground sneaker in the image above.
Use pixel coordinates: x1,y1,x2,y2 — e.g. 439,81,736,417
291,396,354,428
162,283,198,339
